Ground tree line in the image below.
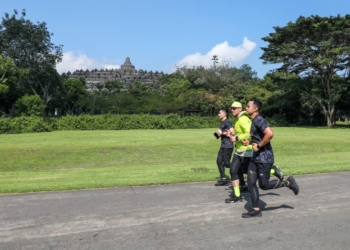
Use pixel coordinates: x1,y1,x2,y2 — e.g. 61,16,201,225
1,10,350,127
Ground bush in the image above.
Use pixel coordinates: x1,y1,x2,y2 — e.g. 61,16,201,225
0,116,52,134
0,114,225,134
15,95,46,116
267,114,289,127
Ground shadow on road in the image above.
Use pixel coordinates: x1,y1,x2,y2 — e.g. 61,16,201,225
238,192,295,212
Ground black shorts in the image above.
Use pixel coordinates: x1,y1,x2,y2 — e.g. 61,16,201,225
240,156,251,174
231,154,251,174
248,162,273,180
217,148,233,168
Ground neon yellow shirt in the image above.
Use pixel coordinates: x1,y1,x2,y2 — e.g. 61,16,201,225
234,111,253,157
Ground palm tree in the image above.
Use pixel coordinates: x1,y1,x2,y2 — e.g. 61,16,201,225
212,55,219,69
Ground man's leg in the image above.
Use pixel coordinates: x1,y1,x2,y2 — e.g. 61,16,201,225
239,157,251,191
258,163,285,190
215,148,227,186
223,148,233,169
243,162,300,218
270,165,284,180
242,161,262,218
225,156,242,203
258,163,299,195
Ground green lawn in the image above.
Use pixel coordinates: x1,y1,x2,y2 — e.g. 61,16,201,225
1,127,349,194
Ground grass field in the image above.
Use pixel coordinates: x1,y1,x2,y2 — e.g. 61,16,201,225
1,127,350,194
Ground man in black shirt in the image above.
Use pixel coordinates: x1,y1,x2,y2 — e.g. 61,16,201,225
242,98,299,218
214,109,234,186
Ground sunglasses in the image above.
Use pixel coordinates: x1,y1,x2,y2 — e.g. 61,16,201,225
231,107,239,110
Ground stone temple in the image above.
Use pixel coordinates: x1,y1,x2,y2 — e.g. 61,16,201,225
68,57,164,91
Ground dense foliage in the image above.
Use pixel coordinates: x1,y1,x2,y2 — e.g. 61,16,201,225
0,113,298,134
1,10,350,129
0,114,227,134
261,15,350,127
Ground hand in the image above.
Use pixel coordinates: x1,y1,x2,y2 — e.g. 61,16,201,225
213,132,220,139
252,143,259,152
242,139,250,146
225,129,234,138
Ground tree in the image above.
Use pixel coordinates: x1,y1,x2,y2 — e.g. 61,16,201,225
239,64,259,84
129,81,149,97
0,55,27,95
15,94,46,116
178,89,206,112
212,55,218,69
0,9,63,112
260,15,350,127
175,60,257,94
63,77,87,114
258,72,302,124
165,78,190,97
104,80,124,94
156,72,186,94
0,55,28,114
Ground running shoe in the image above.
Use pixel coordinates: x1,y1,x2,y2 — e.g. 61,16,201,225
225,195,242,203
215,179,228,186
286,176,299,195
272,165,284,181
240,185,249,192
242,210,262,218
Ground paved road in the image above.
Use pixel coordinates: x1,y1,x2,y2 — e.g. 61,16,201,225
0,172,350,250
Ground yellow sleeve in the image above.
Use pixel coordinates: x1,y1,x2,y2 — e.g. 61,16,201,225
238,116,251,141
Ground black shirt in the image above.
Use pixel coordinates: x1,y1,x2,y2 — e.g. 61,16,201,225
250,115,274,163
220,119,233,149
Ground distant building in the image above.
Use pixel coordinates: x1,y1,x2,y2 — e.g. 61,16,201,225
68,57,164,92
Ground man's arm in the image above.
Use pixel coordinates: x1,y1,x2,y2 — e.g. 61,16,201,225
252,127,274,152
221,120,234,137
236,116,252,142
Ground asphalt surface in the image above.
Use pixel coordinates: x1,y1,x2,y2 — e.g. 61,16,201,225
1,172,350,250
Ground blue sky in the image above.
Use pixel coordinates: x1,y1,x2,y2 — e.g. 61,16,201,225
2,0,350,77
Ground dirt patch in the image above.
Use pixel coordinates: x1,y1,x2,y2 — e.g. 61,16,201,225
13,149,41,154
192,167,209,173
110,147,128,151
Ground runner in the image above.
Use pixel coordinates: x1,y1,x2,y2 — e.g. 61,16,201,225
224,101,252,201
242,97,299,218
225,101,284,203
214,109,234,186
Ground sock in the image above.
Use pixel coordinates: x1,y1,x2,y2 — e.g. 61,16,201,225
234,186,241,197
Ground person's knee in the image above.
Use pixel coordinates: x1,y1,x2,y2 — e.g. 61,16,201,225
216,156,222,166
247,170,257,187
230,173,238,181
259,178,270,190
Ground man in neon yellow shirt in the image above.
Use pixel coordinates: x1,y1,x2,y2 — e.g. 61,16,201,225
225,101,284,203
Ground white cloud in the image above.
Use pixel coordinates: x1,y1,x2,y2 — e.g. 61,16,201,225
174,37,256,69
56,51,120,73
